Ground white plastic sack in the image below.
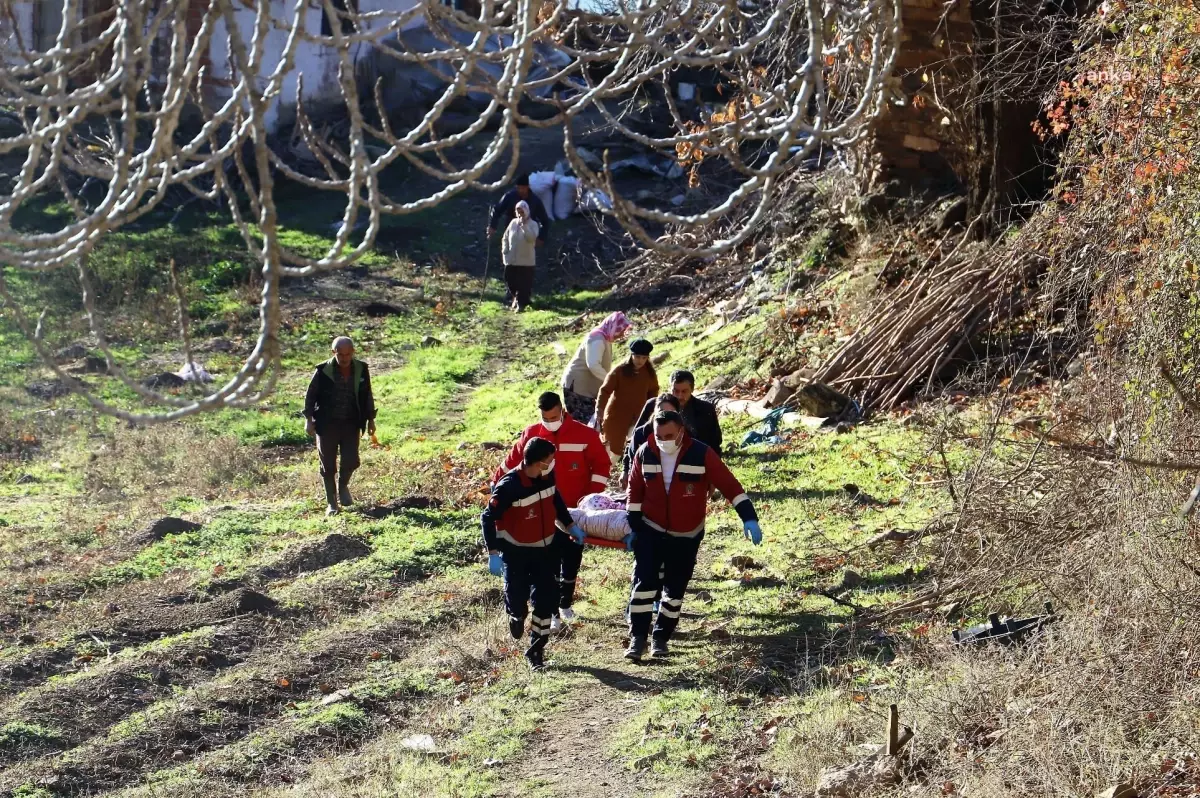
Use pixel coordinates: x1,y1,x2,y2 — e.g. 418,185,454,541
553,176,579,219
175,362,214,383
528,171,558,221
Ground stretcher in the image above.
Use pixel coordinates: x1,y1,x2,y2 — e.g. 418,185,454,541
583,535,628,549
570,492,631,550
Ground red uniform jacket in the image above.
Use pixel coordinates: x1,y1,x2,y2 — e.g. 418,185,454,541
493,416,611,508
481,469,574,551
627,431,757,539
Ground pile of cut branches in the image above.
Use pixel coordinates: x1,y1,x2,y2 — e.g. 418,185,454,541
814,230,1045,411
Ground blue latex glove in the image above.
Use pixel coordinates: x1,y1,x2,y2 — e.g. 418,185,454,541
488,553,504,576
743,520,762,546
568,524,586,546
622,531,635,551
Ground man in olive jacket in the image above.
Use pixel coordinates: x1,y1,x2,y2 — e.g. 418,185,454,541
304,336,377,515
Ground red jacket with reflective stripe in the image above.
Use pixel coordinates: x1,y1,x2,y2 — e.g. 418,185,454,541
627,431,757,539
493,416,611,508
481,469,573,551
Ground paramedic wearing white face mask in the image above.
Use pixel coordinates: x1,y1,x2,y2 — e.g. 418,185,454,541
492,391,612,630
623,410,762,662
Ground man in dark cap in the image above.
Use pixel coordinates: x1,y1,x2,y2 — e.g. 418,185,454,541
487,172,552,246
595,337,660,462
487,173,552,308
481,437,586,671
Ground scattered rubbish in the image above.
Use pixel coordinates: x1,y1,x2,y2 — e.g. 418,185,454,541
175,362,213,383
607,153,683,180
740,406,790,448
574,147,603,169
420,335,442,348
329,216,368,236
677,82,696,102
1180,475,1200,518
320,689,354,706
400,733,439,753
578,187,613,212
551,342,568,356
951,603,1058,646
670,194,685,207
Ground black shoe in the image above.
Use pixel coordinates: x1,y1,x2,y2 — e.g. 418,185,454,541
508,616,524,641
525,644,545,671
650,637,669,657
624,636,647,662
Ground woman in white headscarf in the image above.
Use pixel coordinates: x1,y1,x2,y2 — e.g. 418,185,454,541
502,200,540,312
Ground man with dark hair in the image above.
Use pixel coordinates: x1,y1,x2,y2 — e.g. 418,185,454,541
304,336,377,516
622,393,680,488
630,369,723,455
623,410,762,661
482,437,587,671
494,391,611,630
487,172,551,245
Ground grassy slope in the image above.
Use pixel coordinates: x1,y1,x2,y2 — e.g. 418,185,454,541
0,214,956,798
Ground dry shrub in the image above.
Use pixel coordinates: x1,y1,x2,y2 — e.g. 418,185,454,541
858,2,1200,792
83,424,266,501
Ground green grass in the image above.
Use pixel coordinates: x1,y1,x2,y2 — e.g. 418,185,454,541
0,199,970,798
611,690,735,775
0,721,62,752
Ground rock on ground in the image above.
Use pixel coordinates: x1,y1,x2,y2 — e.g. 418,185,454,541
815,752,898,798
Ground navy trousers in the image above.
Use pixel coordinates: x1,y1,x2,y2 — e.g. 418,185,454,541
502,544,559,652
554,533,584,611
628,530,703,641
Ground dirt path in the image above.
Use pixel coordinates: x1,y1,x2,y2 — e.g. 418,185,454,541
501,681,653,798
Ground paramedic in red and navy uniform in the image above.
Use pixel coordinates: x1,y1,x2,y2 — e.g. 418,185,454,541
623,410,762,662
494,392,611,629
482,437,586,671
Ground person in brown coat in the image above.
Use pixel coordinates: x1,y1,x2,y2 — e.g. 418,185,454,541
595,338,660,462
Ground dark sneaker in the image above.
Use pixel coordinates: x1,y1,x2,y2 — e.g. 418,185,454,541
525,645,545,671
508,616,524,640
623,636,647,662
650,637,669,657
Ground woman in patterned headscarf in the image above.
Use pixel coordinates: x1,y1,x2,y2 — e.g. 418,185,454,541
560,311,632,424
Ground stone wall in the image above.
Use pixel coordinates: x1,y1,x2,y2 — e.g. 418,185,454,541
870,0,975,194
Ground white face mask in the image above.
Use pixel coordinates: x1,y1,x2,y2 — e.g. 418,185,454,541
542,459,556,474
542,417,563,432
656,437,680,455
